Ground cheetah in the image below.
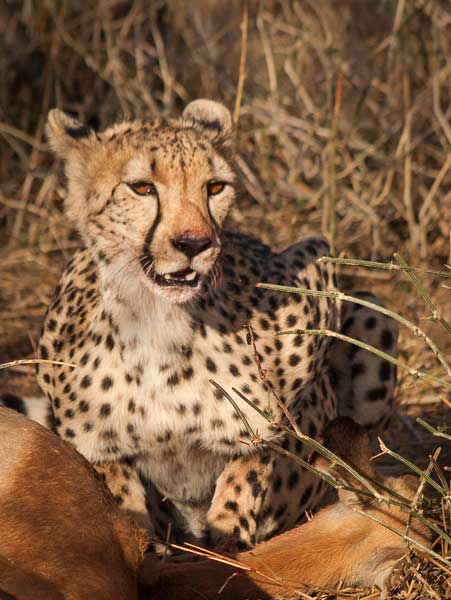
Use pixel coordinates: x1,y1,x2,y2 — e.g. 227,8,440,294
2,99,398,550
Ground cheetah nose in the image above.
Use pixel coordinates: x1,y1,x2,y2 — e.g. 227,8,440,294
171,237,212,259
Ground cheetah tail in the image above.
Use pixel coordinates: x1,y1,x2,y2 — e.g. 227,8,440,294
0,394,53,428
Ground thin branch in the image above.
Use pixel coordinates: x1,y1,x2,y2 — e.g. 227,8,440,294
405,448,440,547
356,510,451,569
233,0,249,132
256,282,451,379
219,384,451,550
246,323,302,436
326,75,342,256
0,358,77,370
394,252,451,334
277,328,451,393
378,438,445,495
316,256,451,279
416,417,451,442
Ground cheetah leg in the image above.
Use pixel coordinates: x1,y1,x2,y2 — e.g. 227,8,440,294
327,291,398,429
94,461,154,535
207,445,329,550
208,375,336,550
206,451,272,550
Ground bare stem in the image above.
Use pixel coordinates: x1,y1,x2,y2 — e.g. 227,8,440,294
215,382,451,552
356,510,451,569
405,448,440,547
378,438,445,495
416,417,451,442
277,328,451,393
316,256,451,279
0,358,77,370
394,252,451,334
256,282,451,379
232,0,249,146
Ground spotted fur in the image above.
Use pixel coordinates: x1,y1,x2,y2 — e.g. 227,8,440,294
3,100,398,549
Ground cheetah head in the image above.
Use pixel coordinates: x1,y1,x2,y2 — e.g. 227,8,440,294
46,100,236,303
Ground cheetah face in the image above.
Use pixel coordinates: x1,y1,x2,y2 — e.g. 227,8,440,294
46,100,236,303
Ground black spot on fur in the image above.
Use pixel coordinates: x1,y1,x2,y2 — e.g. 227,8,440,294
167,372,180,387
225,500,238,512
299,484,313,509
101,376,113,391
379,361,391,381
286,314,298,327
365,316,376,329
367,386,387,401
381,329,394,350
287,471,300,489
342,317,355,335
351,363,365,378
80,375,92,389
229,364,240,377
0,393,25,414
100,403,112,417
274,503,287,519
289,354,301,367
206,358,217,373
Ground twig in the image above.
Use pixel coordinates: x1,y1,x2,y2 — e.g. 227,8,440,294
221,384,451,549
0,358,77,370
277,328,451,393
326,75,342,256
245,323,302,436
223,385,385,500
416,417,451,442
165,541,300,594
405,448,440,547
394,252,451,334
209,379,257,442
377,438,445,495
256,282,451,379
410,568,442,600
316,256,451,279
256,4,277,100
233,0,249,134
356,509,451,568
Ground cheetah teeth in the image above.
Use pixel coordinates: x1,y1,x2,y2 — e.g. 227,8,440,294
164,270,197,282
184,271,197,281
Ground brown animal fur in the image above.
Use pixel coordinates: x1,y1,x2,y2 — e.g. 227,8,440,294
0,409,430,600
0,408,147,600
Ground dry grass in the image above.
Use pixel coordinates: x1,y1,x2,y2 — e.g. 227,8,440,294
0,0,450,598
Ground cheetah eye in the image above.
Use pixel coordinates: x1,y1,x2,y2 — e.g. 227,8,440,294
207,181,227,196
127,181,156,196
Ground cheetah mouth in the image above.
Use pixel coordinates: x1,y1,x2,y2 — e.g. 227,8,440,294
152,268,200,288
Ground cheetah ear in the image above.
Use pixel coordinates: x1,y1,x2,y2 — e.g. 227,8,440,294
182,99,232,146
46,109,98,159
